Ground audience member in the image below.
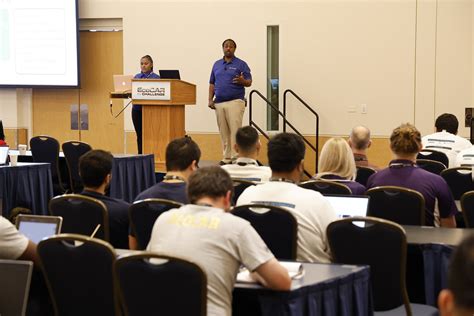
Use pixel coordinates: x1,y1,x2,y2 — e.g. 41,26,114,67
0,120,7,146
147,166,291,315
135,137,200,202
348,125,379,170
237,132,338,263
79,150,130,249
367,123,457,227
314,137,366,194
221,126,271,183
130,137,200,249
438,234,474,316
0,216,38,264
454,146,474,167
422,113,471,167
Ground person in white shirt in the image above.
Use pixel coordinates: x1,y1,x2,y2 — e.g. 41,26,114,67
237,132,338,263
221,126,271,183
147,166,291,316
455,147,474,167
422,113,472,167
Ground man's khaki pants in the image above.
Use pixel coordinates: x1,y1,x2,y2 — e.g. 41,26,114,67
215,99,245,161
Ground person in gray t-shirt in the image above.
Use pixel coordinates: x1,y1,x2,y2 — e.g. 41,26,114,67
147,166,291,316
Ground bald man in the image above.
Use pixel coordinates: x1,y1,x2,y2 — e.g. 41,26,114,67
348,126,379,170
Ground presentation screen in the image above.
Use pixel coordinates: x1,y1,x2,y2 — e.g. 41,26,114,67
0,0,79,87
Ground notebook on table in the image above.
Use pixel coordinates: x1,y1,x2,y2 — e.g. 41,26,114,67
16,215,62,244
324,195,369,219
0,259,33,316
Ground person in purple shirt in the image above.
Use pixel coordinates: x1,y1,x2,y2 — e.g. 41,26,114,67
132,55,160,154
366,123,457,227
313,137,366,195
208,39,252,165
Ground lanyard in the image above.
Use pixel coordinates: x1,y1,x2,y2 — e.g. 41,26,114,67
269,178,295,184
163,175,185,182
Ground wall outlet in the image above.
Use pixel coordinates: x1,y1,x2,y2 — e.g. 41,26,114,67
361,104,367,114
348,105,356,113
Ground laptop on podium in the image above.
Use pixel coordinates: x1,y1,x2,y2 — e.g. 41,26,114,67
112,74,133,93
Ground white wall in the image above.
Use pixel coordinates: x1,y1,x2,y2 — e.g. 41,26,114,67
1,0,473,139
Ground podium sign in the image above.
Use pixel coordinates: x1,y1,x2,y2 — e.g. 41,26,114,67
131,81,171,100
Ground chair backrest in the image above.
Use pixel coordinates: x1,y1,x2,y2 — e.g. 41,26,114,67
461,191,474,228
232,204,297,260
62,141,92,193
129,199,183,250
416,159,447,175
49,194,109,241
115,253,207,316
417,149,449,167
440,167,474,200
299,179,352,195
366,186,425,225
37,234,119,316
232,179,257,205
0,259,33,316
30,135,64,189
355,166,376,186
327,217,410,313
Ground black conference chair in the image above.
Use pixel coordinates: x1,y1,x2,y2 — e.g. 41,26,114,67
299,179,352,195
440,167,474,200
115,253,207,316
416,159,447,175
461,191,474,228
355,166,376,186
417,149,449,168
232,204,297,260
62,141,92,193
129,199,183,250
232,179,257,205
49,194,109,241
30,135,68,195
37,234,120,316
327,217,438,315
366,186,425,226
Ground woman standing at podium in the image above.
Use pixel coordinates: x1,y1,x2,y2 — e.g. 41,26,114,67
132,55,160,154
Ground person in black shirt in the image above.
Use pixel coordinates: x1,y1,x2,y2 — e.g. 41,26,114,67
79,150,130,249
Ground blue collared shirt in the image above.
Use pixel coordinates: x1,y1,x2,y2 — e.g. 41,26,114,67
133,71,160,110
209,56,251,103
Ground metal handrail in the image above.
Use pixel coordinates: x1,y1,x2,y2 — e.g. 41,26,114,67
248,89,315,178
283,89,319,172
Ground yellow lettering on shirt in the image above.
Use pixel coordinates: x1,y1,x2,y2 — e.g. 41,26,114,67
167,214,220,229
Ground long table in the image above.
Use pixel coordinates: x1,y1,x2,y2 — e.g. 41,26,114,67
403,225,474,306
0,163,53,218
13,151,156,203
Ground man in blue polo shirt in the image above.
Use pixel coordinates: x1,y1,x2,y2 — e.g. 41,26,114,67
209,39,252,165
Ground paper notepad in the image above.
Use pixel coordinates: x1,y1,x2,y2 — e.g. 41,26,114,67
236,261,304,283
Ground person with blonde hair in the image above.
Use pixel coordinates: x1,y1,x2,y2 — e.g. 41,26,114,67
366,123,457,227
314,137,366,195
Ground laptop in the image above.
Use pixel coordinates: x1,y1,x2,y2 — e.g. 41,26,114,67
16,215,62,244
0,146,9,165
324,195,370,219
0,259,33,316
159,70,180,79
112,74,133,93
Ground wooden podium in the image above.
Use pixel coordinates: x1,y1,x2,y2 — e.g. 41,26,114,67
113,79,196,171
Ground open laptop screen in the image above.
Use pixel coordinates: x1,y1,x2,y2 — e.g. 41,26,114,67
324,195,369,219
159,70,180,79
0,259,33,316
16,215,62,244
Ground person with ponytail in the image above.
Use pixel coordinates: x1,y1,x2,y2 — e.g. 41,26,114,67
132,55,160,154
366,123,457,227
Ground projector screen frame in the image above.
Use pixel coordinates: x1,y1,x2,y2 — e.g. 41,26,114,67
0,0,81,89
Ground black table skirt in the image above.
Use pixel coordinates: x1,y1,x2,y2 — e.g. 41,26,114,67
0,163,53,218
109,154,156,203
233,266,372,316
